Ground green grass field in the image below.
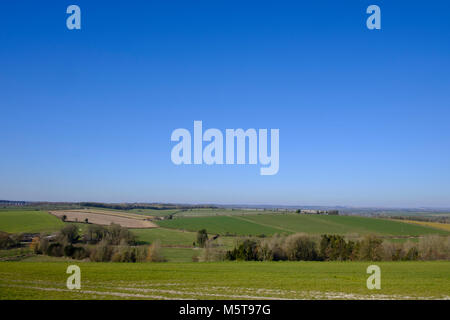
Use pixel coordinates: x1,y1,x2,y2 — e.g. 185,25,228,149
0,261,448,299
240,215,449,236
0,210,64,233
158,215,284,236
132,228,196,246
157,214,449,237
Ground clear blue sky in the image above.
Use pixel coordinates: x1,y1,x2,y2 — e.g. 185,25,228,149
1,1,449,207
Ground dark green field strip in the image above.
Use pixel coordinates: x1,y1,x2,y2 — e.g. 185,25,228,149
0,210,64,233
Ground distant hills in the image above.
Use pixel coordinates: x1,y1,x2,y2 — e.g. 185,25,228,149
1,200,449,217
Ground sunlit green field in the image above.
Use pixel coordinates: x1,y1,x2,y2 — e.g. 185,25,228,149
157,214,449,236
158,215,283,236
132,228,196,246
0,210,64,233
0,261,448,300
161,247,200,262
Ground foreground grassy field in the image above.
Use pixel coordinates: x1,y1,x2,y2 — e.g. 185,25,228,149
0,261,448,300
157,214,449,237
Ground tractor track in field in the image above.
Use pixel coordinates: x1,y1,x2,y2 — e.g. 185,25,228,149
232,216,294,233
1,278,448,300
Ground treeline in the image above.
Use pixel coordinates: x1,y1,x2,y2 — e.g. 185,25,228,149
225,233,450,261
79,202,217,211
32,224,165,262
0,200,219,211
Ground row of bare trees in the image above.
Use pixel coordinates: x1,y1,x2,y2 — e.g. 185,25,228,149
225,233,450,261
33,224,165,262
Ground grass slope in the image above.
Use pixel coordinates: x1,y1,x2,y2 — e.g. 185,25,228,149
158,214,450,236
0,261,449,299
0,210,64,233
242,215,450,236
158,216,284,236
